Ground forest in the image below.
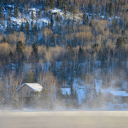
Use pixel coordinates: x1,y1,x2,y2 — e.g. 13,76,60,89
0,0,128,110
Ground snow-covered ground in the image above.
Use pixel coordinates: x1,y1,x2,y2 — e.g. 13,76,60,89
61,87,71,95
0,5,122,33
73,79,87,105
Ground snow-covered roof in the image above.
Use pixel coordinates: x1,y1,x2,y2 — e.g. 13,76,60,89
60,88,71,95
17,83,43,92
51,10,58,13
51,8,62,14
110,91,128,97
28,8,39,12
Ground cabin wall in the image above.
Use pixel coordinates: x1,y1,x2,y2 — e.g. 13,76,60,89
18,84,33,98
113,96,122,104
122,97,128,103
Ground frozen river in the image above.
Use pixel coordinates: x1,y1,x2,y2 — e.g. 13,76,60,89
0,111,128,128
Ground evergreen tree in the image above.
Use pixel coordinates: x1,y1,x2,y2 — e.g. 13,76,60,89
56,15,59,25
51,35,55,46
50,0,54,9
0,5,3,21
31,20,34,30
50,14,53,27
59,0,62,8
25,21,29,31
34,22,38,32
14,6,19,17
9,51,13,62
67,18,70,34
46,0,49,8
71,5,74,14
24,70,36,83
31,11,34,20
116,37,125,48
32,42,38,60
23,0,25,8
57,0,59,7
6,16,11,32
20,22,24,31
88,0,93,13
16,41,24,54
83,13,86,25
32,42,38,54
109,2,113,17
78,46,83,61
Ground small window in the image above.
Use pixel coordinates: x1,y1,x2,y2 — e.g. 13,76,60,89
30,91,34,95
35,92,38,95
115,96,118,99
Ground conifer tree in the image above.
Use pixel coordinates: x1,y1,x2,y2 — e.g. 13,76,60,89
31,11,34,20
0,5,3,21
67,18,70,34
34,22,38,32
31,20,34,30
24,70,36,83
109,2,113,17
16,41,26,55
46,0,49,8
57,0,59,7
32,42,38,57
50,14,53,27
71,5,74,14
88,0,93,13
56,15,59,25
83,13,86,25
14,6,19,17
25,21,29,31
20,22,24,31
50,0,54,9
59,0,62,8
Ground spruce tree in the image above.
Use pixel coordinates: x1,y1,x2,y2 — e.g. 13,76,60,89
25,21,29,31
50,14,53,27
71,5,74,15
57,0,59,7
20,22,24,31
16,41,24,54
56,15,59,25
31,11,34,20
32,42,38,57
50,0,54,9
88,0,93,13
23,0,25,8
14,6,19,17
24,70,36,83
109,2,113,17
31,20,34,30
83,13,86,25
46,0,49,8
59,0,62,8
0,5,3,21
34,22,38,32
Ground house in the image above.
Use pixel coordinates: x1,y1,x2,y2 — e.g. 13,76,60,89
51,10,58,15
110,91,128,104
17,83,43,102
